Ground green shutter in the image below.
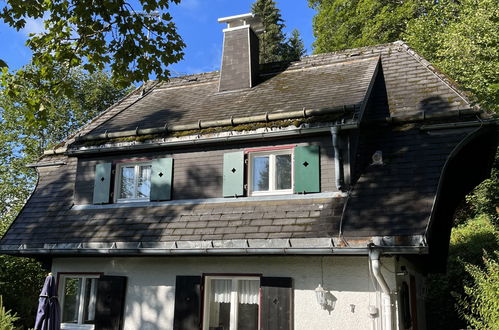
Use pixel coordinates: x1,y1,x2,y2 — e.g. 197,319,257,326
294,145,320,193
150,158,173,201
223,151,244,197
93,163,112,204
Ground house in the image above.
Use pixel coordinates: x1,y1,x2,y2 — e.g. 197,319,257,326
1,13,497,330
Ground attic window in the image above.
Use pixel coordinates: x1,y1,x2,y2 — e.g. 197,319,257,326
248,149,293,196
116,162,152,202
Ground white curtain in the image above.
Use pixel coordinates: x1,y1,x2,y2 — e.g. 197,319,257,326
211,279,259,305
238,280,259,305
212,279,231,304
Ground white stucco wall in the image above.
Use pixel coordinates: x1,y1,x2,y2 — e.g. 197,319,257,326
52,255,399,330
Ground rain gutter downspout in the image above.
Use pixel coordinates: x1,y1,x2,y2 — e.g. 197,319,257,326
369,248,392,330
331,126,344,191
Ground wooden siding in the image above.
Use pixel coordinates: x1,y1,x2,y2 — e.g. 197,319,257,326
74,135,337,205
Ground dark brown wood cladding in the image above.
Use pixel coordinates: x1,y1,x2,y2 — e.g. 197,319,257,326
74,134,336,205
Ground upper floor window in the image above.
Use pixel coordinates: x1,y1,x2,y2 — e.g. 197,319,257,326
248,149,293,196
115,162,151,202
222,145,319,198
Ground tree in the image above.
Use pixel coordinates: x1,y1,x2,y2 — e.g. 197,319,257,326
251,0,306,62
457,251,499,329
0,66,131,328
0,0,185,127
405,0,499,113
285,29,306,61
309,0,425,53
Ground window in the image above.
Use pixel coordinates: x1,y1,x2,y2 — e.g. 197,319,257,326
115,162,151,202
248,149,293,196
203,276,260,330
60,275,99,330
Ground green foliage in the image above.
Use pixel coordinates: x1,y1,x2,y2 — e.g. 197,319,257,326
464,153,499,225
0,0,184,128
252,0,306,62
405,0,499,113
285,29,306,61
457,251,499,329
309,0,425,53
0,66,130,328
0,296,18,330
311,0,498,125
0,258,45,329
426,215,499,329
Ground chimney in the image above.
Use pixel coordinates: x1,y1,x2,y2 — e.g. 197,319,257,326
218,13,263,92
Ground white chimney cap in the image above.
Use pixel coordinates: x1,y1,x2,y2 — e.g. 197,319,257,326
218,13,263,33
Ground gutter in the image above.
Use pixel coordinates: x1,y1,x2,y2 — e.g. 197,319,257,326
331,126,344,191
74,104,358,143
0,245,428,257
66,124,359,156
42,108,488,156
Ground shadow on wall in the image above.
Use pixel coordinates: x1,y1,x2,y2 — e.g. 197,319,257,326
173,163,221,200
341,95,480,236
127,276,176,330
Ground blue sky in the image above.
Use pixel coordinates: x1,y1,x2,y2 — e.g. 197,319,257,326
0,1,316,76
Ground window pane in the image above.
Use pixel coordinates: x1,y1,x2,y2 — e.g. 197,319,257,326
62,278,82,323
208,279,231,330
119,166,135,199
237,280,259,330
276,154,292,190
83,278,97,323
137,165,151,198
252,156,269,192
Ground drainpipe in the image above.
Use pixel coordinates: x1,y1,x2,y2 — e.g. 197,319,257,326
369,248,392,330
330,126,344,191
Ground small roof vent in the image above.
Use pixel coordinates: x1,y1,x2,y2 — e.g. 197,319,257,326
372,151,383,165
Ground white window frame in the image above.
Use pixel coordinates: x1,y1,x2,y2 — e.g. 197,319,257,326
202,276,260,330
59,274,100,330
248,149,294,196
114,161,152,203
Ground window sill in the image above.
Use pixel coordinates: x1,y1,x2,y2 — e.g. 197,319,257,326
250,190,293,197
73,192,345,211
115,198,150,203
61,323,94,330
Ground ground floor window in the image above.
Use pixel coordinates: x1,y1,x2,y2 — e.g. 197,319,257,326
203,276,260,330
59,274,99,329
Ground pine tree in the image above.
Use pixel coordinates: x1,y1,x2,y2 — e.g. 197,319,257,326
285,29,306,61
252,0,305,63
252,0,288,63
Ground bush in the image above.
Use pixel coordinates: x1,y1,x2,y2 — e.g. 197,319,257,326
426,215,499,329
457,252,499,329
0,295,18,330
0,256,45,329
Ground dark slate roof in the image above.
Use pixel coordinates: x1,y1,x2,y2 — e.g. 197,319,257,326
87,56,379,135
72,41,470,141
0,155,343,246
1,41,488,258
342,125,472,238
